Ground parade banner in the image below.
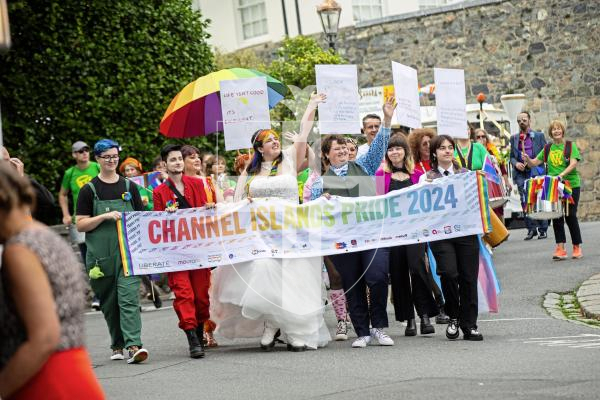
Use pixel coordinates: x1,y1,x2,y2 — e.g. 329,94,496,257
391,61,422,129
117,172,490,276
220,77,271,151
315,64,361,134
434,68,468,138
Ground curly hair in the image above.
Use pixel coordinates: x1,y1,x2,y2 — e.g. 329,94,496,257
408,128,436,164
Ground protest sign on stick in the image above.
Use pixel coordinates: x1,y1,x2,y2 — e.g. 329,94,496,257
434,68,468,138
220,77,271,150
392,61,422,129
315,65,360,134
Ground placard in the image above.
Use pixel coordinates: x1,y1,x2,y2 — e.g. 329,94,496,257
434,68,468,138
315,65,361,134
220,77,271,150
392,61,422,129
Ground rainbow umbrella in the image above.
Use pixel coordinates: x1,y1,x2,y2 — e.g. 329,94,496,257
159,68,287,138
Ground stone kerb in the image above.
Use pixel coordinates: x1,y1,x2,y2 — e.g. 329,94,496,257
577,273,600,320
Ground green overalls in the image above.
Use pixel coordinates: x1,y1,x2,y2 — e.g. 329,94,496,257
85,180,142,350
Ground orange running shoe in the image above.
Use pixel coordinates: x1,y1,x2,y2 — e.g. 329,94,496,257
553,245,568,260
572,245,583,259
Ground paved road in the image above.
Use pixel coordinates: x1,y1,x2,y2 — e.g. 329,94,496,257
86,222,600,400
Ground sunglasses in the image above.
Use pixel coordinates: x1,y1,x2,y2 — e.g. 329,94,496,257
75,148,89,153
476,135,486,139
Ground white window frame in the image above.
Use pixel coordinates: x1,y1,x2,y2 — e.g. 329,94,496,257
237,0,269,42
352,0,385,23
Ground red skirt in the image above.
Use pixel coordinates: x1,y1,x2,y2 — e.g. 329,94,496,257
10,348,104,400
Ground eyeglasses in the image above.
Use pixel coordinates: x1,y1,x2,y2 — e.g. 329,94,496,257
97,155,119,161
75,149,89,154
476,135,486,139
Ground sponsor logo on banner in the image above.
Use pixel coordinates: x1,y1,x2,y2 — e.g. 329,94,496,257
208,254,222,263
431,229,439,235
271,249,279,256
444,225,452,234
251,249,267,256
422,229,430,237
228,254,235,259
454,224,461,232
335,242,347,249
395,234,408,239
411,231,419,239
351,239,358,247
381,236,392,241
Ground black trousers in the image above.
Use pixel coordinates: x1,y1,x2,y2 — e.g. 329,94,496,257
331,248,390,337
553,187,582,245
429,235,479,331
389,243,439,321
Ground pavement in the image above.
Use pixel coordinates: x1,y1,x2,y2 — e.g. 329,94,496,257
85,222,600,400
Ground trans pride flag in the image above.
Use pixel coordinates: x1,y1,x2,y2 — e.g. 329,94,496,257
427,236,500,313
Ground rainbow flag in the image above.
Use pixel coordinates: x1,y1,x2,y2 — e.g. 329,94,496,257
116,216,134,277
476,172,492,234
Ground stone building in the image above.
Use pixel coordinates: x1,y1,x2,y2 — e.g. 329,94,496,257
239,0,599,220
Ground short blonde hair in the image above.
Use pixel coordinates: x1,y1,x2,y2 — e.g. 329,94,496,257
547,120,566,138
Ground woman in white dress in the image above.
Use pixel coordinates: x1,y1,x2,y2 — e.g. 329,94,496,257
210,94,331,351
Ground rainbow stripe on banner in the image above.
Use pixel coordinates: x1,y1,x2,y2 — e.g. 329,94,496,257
476,172,492,234
116,216,135,277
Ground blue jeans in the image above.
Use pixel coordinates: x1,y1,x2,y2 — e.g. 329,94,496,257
514,172,548,233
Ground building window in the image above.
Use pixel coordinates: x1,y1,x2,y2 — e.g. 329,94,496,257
419,0,464,10
352,0,383,22
238,0,268,40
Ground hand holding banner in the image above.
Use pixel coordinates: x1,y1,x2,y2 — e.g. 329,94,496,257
434,68,468,138
391,61,422,129
220,77,271,150
315,65,360,134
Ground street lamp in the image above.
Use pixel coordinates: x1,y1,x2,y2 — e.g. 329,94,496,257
317,0,341,51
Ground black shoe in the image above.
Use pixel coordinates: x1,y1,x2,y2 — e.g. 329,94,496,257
446,319,460,340
286,343,307,352
185,329,205,358
435,307,450,324
405,319,417,336
538,231,547,239
524,230,537,240
420,315,435,335
463,327,484,341
195,324,206,349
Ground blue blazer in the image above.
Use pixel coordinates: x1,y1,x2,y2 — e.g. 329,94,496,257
509,130,547,179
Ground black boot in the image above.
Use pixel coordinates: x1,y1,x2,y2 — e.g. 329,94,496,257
420,315,435,335
185,329,205,359
405,319,417,336
435,306,450,324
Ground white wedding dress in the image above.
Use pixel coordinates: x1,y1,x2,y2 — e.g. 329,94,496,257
210,172,330,349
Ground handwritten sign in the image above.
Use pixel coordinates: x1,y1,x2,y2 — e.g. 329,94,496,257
392,62,422,129
220,77,271,150
434,68,468,138
315,65,361,134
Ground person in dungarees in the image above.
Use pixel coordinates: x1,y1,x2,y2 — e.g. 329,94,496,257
76,139,149,364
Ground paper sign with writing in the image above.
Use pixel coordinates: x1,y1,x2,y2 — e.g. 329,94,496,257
220,77,271,150
434,68,468,138
392,62,422,129
315,65,361,134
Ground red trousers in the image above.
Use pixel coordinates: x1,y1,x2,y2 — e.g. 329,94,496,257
168,268,211,331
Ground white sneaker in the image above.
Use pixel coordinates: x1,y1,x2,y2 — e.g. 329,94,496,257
110,349,124,360
370,328,394,346
351,336,371,348
260,321,279,348
335,320,348,341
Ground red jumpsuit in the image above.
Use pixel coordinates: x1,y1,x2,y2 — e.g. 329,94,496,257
153,175,214,331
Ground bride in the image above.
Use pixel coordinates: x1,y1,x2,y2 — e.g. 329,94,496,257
210,93,330,351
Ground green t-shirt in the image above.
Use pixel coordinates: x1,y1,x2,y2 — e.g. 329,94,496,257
535,142,581,188
61,162,101,209
454,142,488,171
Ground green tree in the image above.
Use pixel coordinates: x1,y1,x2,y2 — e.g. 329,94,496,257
0,0,214,192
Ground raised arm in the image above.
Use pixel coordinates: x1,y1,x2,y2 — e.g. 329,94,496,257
356,96,394,175
294,93,326,172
